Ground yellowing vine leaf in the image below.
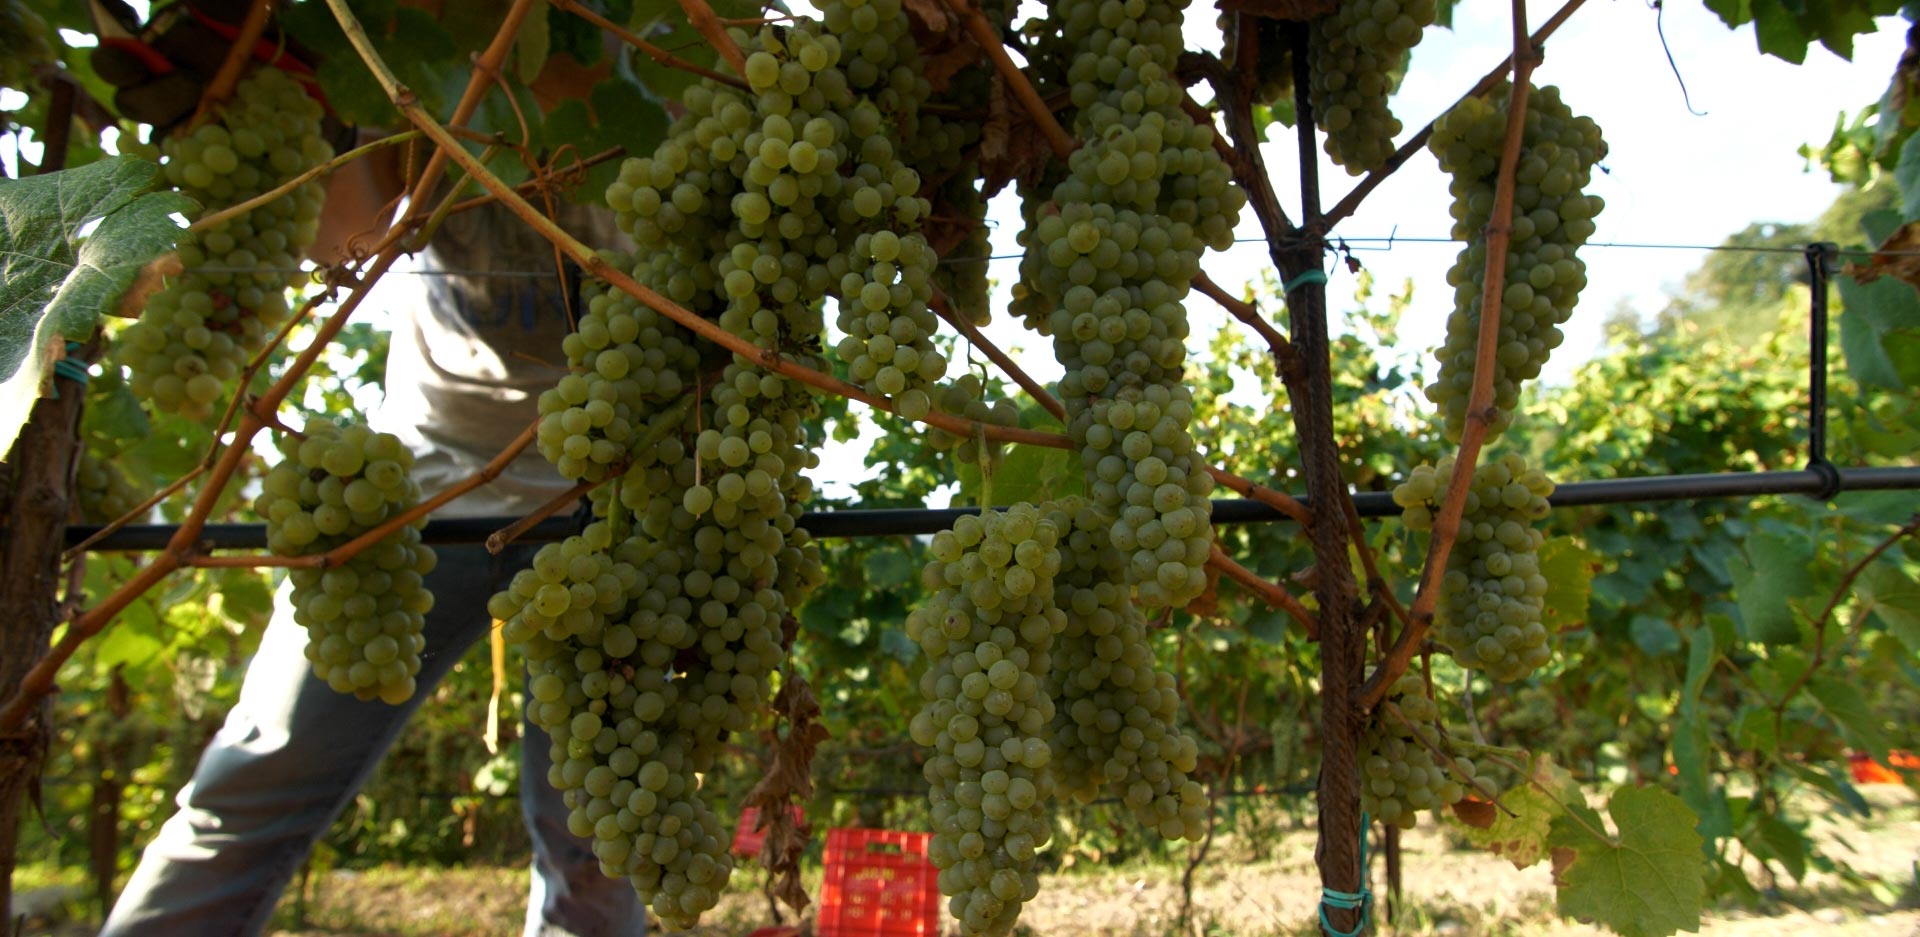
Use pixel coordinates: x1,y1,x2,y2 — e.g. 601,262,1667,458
1457,755,1578,870
1548,786,1705,937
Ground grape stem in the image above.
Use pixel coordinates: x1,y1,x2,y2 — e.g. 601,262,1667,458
928,291,1066,425
549,0,749,91
1210,543,1317,638
677,0,748,77
1379,700,1514,818
1314,0,1590,236
189,0,275,130
190,132,425,234
939,0,1077,159
0,0,549,735
1356,0,1542,713
328,0,1079,454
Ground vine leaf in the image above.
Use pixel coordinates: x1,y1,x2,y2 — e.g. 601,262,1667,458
1725,531,1816,645
955,442,1085,507
1834,271,1920,392
1856,562,1920,652
743,673,832,914
0,156,193,459
1806,674,1892,764
1672,619,1734,840
1548,786,1705,937
1456,755,1577,870
1537,536,1594,634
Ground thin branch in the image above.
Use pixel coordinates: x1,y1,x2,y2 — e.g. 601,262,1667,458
1343,495,1408,630
677,0,747,77
330,7,1073,454
488,479,593,554
190,0,275,128
1358,0,1540,711
550,0,747,89
1381,700,1515,817
1771,514,1920,721
1316,0,1589,234
1210,543,1318,639
192,132,426,233
1193,270,1299,368
1204,465,1313,527
929,292,1065,424
941,0,1076,158
0,1,543,733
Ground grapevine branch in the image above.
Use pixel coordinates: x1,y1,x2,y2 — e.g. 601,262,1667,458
190,131,424,234
941,0,1076,158
549,0,748,90
1357,0,1541,711
190,0,275,128
1192,271,1300,369
928,292,1067,424
677,0,747,76
1211,543,1317,637
488,478,594,554
1316,0,1589,234
1768,513,1920,734
0,1,549,734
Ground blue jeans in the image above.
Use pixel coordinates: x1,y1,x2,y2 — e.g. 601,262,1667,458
99,544,646,937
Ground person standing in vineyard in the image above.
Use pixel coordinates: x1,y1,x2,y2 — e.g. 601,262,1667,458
90,4,651,935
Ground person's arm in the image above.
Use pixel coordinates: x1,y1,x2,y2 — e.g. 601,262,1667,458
309,138,406,266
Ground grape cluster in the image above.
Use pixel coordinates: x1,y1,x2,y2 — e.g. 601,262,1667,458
74,451,148,525
925,373,1021,467
907,505,1065,936
1425,83,1607,441
1308,0,1437,174
1045,501,1206,839
1393,452,1555,682
1361,672,1480,830
117,68,332,419
537,277,702,482
488,523,742,929
1015,0,1245,609
257,420,434,705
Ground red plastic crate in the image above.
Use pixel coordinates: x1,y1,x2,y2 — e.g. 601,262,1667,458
818,828,942,937
731,804,806,859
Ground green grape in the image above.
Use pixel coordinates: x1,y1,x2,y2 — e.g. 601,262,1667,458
1308,0,1439,174
256,420,434,705
908,504,1064,936
1360,672,1481,830
117,68,332,421
74,450,149,525
1044,500,1206,841
1013,0,1244,611
1425,83,1607,442
1394,452,1555,682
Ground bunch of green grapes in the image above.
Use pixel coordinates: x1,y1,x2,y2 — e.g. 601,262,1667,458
488,523,740,929
1361,672,1481,829
257,420,434,705
536,274,702,482
924,373,1021,468
1015,0,1245,610
907,505,1065,936
1425,82,1607,441
1045,500,1206,840
117,67,332,419
1308,0,1437,174
74,451,148,524
1393,452,1555,682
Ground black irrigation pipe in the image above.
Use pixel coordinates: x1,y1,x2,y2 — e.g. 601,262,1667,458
61,465,1920,550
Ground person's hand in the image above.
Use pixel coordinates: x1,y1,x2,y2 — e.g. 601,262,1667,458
89,0,322,132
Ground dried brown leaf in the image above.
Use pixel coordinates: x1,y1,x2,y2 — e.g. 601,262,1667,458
980,76,1055,196
902,0,950,31
1845,219,1920,292
742,674,832,916
1451,797,1498,829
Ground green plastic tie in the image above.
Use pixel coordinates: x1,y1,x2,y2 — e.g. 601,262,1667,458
1318,811,1373,937
49,342,90,397
1283,268,1330,294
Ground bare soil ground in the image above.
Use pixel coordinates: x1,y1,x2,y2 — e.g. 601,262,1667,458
13,787,1918,936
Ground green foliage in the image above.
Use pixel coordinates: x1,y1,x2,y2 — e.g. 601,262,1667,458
1549,786,1706,937
0,156,192,455
1702,0,1906,63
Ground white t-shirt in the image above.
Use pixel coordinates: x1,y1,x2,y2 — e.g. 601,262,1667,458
370,200,629,518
